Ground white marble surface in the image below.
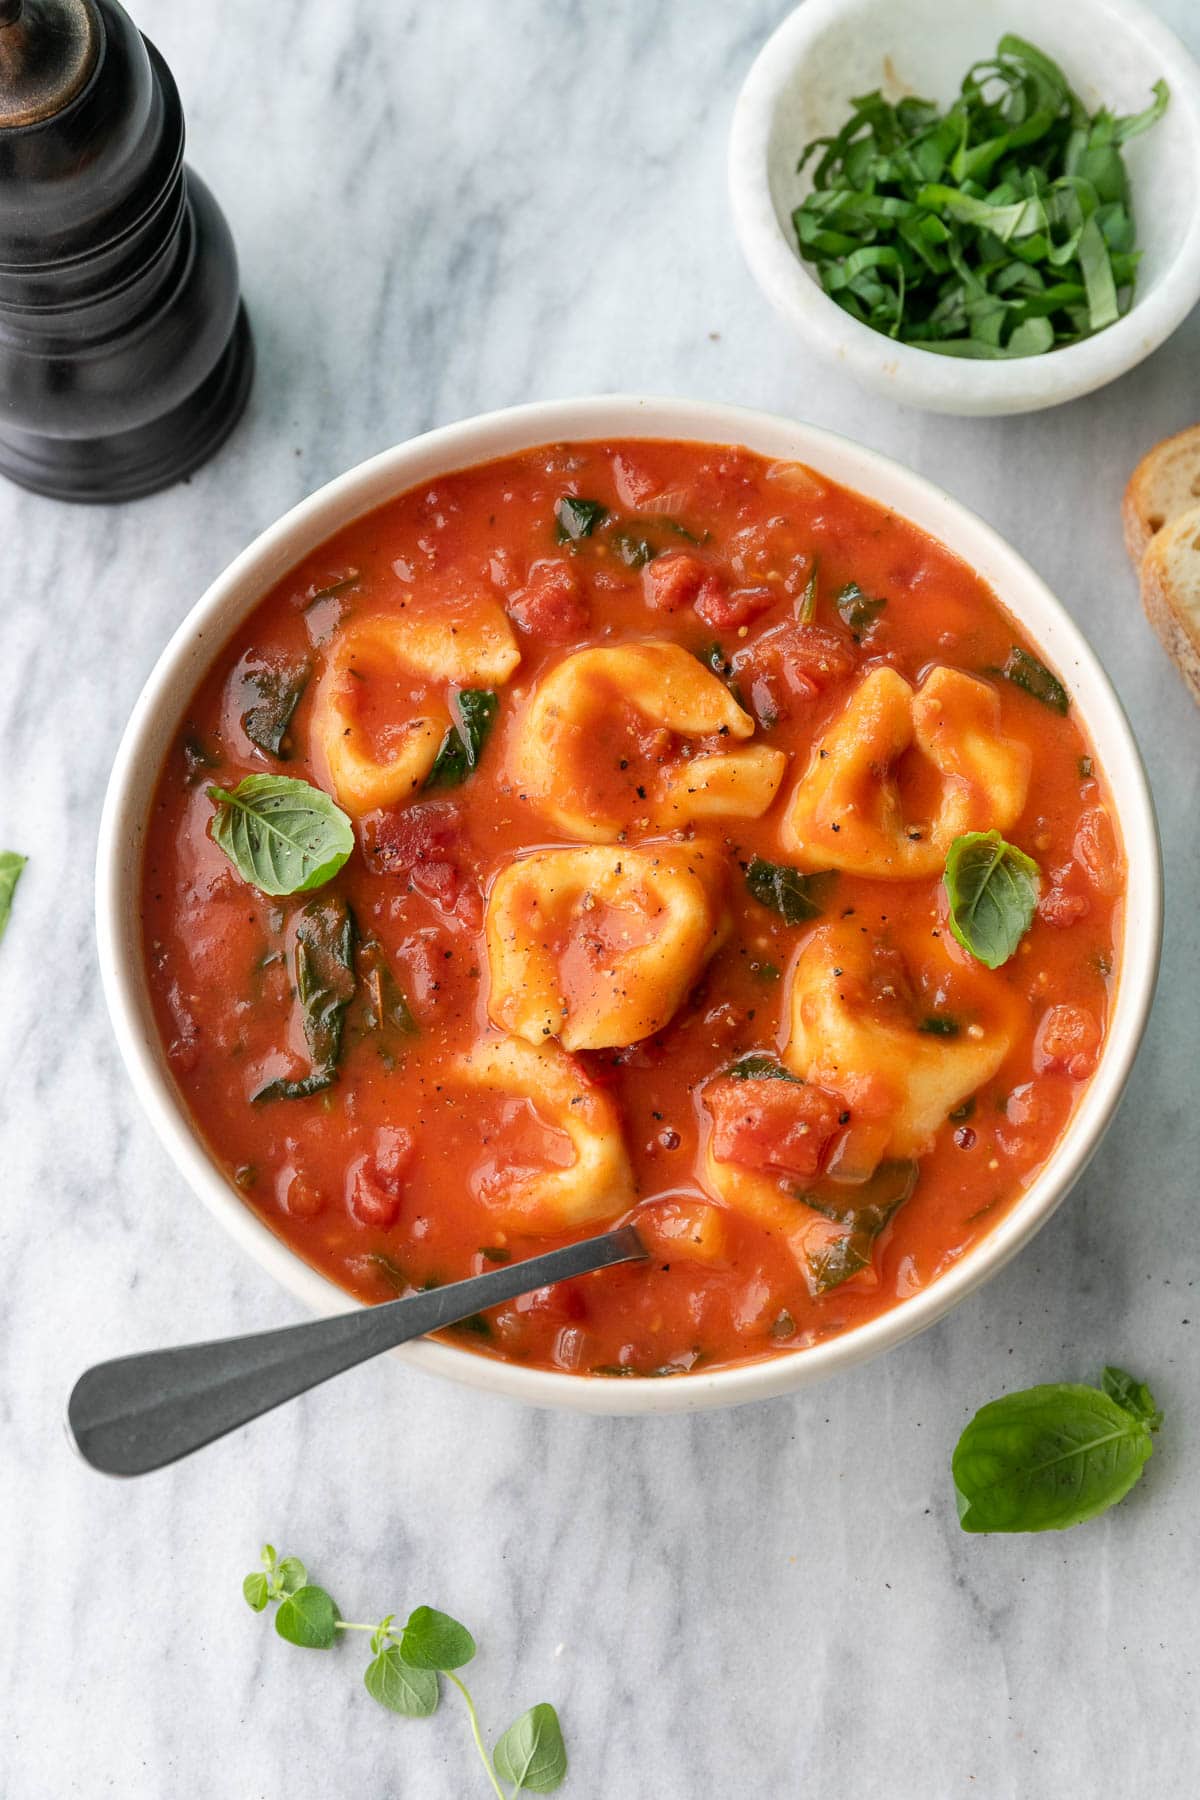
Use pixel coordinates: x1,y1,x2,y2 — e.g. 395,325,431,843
4,2,1200,1794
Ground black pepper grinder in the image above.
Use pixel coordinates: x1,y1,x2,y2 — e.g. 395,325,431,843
0,0,252,501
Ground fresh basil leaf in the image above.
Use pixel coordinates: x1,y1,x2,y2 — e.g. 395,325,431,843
364,1645,440,1717
239,658,311,760
1102,1366,1164,1432
944,830,1040,969
835,581,886,637
0,850,26,945
952,1376,1159,1532
1003,645,1069,713
745,857,835,924
207,774,353,897
726,1053,803,1082
425,689,499,790
795,1160,918,1292
275,1584,338,1648
493,1703,569,1793
399,1605,476,1672
254,895,357,1103
242,1572,269,1612
554,496,607,542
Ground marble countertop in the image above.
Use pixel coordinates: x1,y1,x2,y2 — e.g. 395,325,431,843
4,2,1200,1794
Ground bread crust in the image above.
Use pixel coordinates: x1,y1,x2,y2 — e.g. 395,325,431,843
1123,423,1200,566
1139,503,1200,705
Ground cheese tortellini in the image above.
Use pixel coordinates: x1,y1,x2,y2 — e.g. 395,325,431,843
485,840,729,1051
311,600,520,814
781,665,1031,878
508,641,786,841
452,1035,634,1230
783,922,1023,1159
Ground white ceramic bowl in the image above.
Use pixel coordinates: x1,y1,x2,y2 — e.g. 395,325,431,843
729,0,1200,414
96,396,1162,1413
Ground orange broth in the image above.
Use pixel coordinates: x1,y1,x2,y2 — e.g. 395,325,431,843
141,439,1123,1377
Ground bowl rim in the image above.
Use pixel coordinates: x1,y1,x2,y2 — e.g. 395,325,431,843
728,0,1200,414
96,393,1162,1414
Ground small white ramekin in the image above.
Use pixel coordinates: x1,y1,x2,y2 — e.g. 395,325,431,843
729,0,1200,415
96,396,1161,1413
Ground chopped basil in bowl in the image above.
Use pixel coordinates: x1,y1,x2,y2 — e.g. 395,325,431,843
730,0,1200,413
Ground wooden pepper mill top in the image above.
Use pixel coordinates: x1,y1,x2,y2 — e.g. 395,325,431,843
0,0,253,502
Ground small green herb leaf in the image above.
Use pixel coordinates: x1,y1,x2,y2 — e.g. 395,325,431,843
610,529,653,568
952,1373,1160,1532
0,850,26,945
944,830,1040,969
275,1584,338,1648
835,581,886,637
207,775,353,897
493,1703,569,1793
425,689,499,790
242,1572,270,1612
918,1014,961,1037
745,857,835,924
275,1555,308,1596
399,1605,476,1672
555,496,607,542
365,1646,440,1717
240,658,311,760
1003,646,1069,713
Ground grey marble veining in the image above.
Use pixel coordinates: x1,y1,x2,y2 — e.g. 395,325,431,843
3,2,1200,1795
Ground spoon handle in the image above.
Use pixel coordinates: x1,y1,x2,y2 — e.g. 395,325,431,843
67,1225,645,1477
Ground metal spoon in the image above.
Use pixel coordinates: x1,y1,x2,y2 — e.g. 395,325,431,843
67,1224,646,1477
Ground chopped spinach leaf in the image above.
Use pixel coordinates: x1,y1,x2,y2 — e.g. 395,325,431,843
745,856,835,924
835,581,887,637
795,1159,919,1293
726,1053,803,1083
254,895,357,1103
425,689,499,789
1004,645,1069,713
798,558,819,625
358,938,418,1038
919,1014,961,1037
610,529,653,568
554,496,607,542
240,658,311,760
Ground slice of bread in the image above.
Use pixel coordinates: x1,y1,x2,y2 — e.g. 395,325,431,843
1123,424,1200,564
1139,502,1200,705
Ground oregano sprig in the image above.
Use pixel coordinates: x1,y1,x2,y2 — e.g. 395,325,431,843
243,1545,568,1794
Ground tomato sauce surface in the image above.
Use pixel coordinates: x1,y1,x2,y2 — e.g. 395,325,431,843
141,440,1123,1378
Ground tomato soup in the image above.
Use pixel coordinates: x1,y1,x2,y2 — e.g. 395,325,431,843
141,440,1123,1377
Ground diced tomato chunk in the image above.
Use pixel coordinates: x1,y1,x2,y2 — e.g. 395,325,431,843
508,559,590,643
348,1126,415,1230
365,801,481,925
706,1076,843,1181
1033,1005,1102,1079
733,620,856,702
1038,863,1090,928
643,550,706,612
1073,807,1123,897
695,582,777,631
